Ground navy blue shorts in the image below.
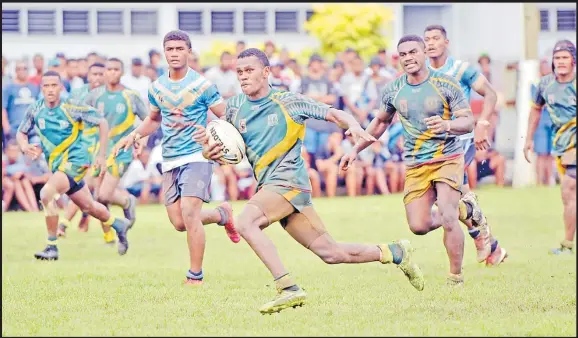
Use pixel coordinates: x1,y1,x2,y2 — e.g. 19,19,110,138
463,139,477,185
66,174,85,195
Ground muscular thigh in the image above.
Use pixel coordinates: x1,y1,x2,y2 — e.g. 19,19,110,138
68,184,95,210
98,172,121,197
283,206,328,249
434,181,461,212
247,187,297,229
404,186,436,228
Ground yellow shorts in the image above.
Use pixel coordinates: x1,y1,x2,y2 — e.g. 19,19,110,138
556,148,577,176
403,155,464,205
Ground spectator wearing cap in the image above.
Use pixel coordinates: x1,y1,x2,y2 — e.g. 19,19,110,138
121,57,151,102
205,51,241,100
264,41,277,59
46,58,71,93
329,60,346,111
478,53,491,82
2,60,40,141
149,49,166,77
368,56,390,94
343,47,358,72
299,54,340,164
365,49,394,83
67,58,85,90
268,59,291,91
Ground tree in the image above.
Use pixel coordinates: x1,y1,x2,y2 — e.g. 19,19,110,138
303,3,394,61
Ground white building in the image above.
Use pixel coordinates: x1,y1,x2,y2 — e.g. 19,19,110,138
2,3,575,66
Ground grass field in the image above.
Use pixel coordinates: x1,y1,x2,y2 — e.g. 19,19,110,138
2,186,576,336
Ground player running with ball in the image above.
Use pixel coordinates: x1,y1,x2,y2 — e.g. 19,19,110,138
341,35,479,286
193,48,424,314
16,71,132,260
114,30,240,285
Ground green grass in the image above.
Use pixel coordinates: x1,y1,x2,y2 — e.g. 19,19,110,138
2,186,576,336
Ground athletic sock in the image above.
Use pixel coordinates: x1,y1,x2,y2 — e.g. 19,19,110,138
458,200,473,221
186,270,204,281
215,206,228,226
47,236,57,249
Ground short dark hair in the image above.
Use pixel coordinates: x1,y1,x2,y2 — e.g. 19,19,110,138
238,48,270,67
89,62,106,70
107,57,124,68
87,52,98,58
221,51,232,60
236,40,246,45
397,35,426,48
163,30,191,49
67,58,78,64
42,70,61,80
424,24,447,38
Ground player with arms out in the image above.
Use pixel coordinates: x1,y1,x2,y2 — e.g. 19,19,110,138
114,30,240,285
57,62,106,236
424,24,507,266
194,48,424,314
525,40,576,255
341,35,477,286
16,71,132,260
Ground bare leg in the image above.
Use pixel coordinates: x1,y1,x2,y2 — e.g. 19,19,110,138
365,167,376,196
21,178,39,212
12,179,33,211
435,182,465,275
2,178,15,209
561,174,576,245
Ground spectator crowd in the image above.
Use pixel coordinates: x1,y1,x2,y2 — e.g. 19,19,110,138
3,39,547,213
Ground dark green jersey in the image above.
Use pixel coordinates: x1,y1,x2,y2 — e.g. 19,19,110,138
226,89,331,192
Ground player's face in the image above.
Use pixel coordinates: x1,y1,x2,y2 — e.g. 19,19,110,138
424,29,448,58
398,41,426,75
105,61,123,85
41,76,62,104
553,50,574,76
164,40,191,70
236,56,270,96
87,66,105,88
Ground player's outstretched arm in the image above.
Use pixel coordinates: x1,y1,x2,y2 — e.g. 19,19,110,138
524,105,543,163
471,74,498,150
325,108,376,144
353,109,395,154
15,104,42,159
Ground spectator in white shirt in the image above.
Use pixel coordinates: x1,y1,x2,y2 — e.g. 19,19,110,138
204,51,240,99
120,58,151,102
121,147,163,204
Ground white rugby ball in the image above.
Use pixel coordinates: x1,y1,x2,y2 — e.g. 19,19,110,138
206,119,246,165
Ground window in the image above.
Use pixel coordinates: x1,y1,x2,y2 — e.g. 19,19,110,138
2,10,20,33
97,10,123,34
211,11,234,33
556,9,576,31
63,10,89,34
131,10,157,35
306,10,315,22
275,11,298,33
539,9,549,31
178,11,203,34
243,11,266,34
27,10,55,34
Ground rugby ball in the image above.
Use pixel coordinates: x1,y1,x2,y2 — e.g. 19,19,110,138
206,119,246,165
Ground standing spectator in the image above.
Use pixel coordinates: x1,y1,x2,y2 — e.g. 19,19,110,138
383,119,405,193
28,54,45,87
66,59,85,90
264,40,277,59
145,64,159,82
4,141,39,212
47,58,71,93
478,53,492,82
26,151,50,204
329,60,346,110
204,51,240,99
77,57,89,83
268,59,291,91
236,40,246,56
340,54,379,126
342,48,358,72
2,60,39,141
299,54,339,161
533,57,555,186
386,53,401,78
187,51,202,74
86,52,99,67
286,59,302,93
149,49,166,77
121,57,151,102
2,55,10,89
368,56,390,94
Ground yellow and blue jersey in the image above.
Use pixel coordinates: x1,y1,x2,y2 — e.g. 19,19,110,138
17,99,102,175
226,89,331,192
380,69,472,168
531,74,576,157
68,84,100,155
148,69,223,164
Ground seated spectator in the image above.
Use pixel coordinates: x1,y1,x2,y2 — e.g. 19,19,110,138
339,134,367,197
302,146,322,198
26,153,50,204
2,151,15,211
234,159,258,200
4,141,39,211
369,140,390,195
383,120,405,193
269,59,291,91
340,54,379,127
466,148,506,189
314,132,343,197
121,148,163,204
219,164,240,201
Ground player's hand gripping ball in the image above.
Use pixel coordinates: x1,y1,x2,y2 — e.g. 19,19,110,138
195,120,246,165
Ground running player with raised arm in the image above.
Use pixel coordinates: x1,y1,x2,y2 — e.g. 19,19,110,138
16,71,132,260
424,24,507,266
57,62,106,236
194,48,424,314
341,35,477,286
114,30,240,285
525,40,576,255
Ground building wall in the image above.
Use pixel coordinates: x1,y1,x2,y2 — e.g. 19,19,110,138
2,2,575,66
